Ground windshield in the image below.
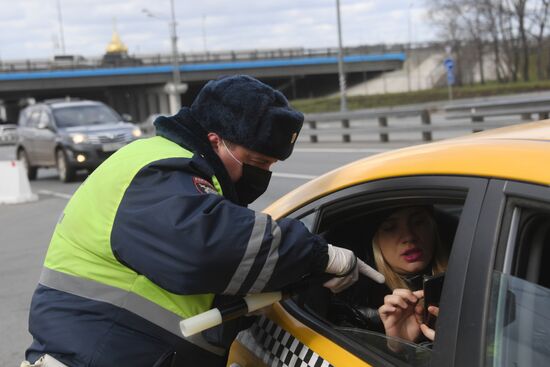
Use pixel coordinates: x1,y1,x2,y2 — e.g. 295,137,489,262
52,105,122,128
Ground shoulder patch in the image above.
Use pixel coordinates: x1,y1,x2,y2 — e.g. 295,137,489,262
192,176,219,195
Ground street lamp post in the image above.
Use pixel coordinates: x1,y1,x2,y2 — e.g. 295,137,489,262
335,0,350,142
168,0,182,113
56,0,67,55
143,0,187,114
406,1,413,92
335,0,347,113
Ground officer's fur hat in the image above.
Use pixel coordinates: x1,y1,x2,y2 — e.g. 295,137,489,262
190,75,304,161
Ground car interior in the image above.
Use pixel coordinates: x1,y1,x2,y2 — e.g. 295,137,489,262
290,194,465,364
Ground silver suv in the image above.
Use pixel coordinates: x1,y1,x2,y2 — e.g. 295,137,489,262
16,99,142,182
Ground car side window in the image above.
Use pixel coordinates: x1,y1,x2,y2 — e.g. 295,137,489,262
27,109,42,128
291,195,466,366
39,111,52,127
296,210,317,232
485,205,550,366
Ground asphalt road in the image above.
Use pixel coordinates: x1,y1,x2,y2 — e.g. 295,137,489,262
0,139,416,365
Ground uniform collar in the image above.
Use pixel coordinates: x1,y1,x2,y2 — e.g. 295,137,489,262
154,108,240,205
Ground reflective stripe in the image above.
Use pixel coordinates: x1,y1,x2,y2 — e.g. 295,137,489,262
223,213,268,295
39,267,225,356
249,221,282,293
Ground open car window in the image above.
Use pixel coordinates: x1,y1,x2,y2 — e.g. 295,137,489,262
282,176,482,366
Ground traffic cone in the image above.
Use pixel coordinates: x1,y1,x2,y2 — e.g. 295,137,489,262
0,160,38,204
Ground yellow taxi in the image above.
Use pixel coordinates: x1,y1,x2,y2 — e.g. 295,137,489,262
227,120,550,367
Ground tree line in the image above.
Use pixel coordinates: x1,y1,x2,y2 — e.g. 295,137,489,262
428,0,550,85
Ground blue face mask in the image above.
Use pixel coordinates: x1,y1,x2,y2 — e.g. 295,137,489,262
223,140,272,205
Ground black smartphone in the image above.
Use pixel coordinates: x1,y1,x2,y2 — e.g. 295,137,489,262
422,272,445,330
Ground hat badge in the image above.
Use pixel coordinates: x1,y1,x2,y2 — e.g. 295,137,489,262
290,132,298,144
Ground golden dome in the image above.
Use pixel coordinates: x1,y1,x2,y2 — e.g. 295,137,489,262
106,30,128,54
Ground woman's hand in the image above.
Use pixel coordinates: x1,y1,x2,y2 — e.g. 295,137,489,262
378,288,424,351
420,305,439,341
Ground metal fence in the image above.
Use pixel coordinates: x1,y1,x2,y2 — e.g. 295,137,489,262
302,97,550,143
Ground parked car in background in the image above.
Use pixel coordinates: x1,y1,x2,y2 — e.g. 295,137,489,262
227,120,550,367
0,124,18,145
16,99,142,182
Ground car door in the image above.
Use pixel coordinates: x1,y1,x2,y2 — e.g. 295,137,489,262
458,180,550,367
229,175,488,367
19,107,43,163
34,109,57,166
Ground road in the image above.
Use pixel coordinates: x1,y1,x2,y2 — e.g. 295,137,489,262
0,139,415,365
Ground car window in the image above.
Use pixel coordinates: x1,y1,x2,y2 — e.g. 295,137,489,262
52,105,121,128
281,182,482,367
39,111,52,127
297,210,318,232
305,200,463,364
485,272,550,367
485,205,550,366
27,109,42,128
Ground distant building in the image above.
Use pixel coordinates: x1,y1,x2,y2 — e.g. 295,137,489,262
102,29,142,67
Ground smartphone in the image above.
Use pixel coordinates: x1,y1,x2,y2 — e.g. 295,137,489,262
422,272,445,330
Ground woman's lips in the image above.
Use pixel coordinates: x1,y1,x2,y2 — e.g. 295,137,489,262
401,248,423,262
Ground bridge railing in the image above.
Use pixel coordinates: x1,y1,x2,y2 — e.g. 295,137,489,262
0,45,407,73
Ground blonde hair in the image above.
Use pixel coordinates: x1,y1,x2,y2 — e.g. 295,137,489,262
371,211,448,290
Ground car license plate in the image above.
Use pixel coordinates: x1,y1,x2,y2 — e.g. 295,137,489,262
102,142,125,152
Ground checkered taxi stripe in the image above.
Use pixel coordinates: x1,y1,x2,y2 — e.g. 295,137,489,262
236,315,334,367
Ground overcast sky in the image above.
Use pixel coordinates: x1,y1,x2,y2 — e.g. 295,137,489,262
0,0,436,61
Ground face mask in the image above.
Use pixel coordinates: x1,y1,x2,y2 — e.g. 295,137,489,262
222,140,272,205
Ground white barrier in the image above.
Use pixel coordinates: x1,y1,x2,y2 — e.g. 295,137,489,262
0,160,38,204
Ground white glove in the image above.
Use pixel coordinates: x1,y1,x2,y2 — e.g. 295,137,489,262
323,244,385,293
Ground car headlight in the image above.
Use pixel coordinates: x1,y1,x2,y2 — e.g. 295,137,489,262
132,128,143,138
71,133,88,144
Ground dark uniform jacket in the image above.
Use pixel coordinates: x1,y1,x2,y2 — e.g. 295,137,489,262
26,108,328,367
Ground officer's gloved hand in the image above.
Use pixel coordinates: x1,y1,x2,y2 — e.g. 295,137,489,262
323,244,385,293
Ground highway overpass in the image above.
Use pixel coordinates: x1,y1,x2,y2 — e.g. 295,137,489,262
0,49,405,123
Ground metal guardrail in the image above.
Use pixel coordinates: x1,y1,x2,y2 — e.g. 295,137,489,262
444,95,550,132
304,106,433,143
302,99,550,143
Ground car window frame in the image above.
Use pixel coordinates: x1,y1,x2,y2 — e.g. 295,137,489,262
280,175,488,367
473,180,550,367
458,179,550,366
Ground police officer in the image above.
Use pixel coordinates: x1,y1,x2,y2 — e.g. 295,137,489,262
25,75,383,367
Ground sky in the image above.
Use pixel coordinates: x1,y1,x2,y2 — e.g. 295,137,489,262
0,0,437,61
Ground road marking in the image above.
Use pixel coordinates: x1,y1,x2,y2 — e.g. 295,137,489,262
36,174,317,199
293,147,390,153
38,190,72,199
272,172,317,180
